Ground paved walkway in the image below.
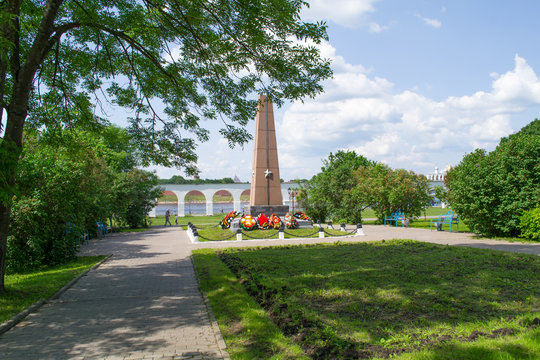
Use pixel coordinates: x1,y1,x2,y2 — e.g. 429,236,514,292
1,226,538,360
0,227,229,360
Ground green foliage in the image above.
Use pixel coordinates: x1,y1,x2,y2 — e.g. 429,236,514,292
157,175,236,184
88,125,140,172
366,166,432,221
500,118,540,143
520,207,540,241
446,121,540,237
7,127,161,272
433,186,449,205
300,151,431,223
2,0,332,174
298,150,374,223
112,170,162,228
7,134,111,272
1,0,333,292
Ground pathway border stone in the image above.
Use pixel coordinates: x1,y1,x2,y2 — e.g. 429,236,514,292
0,254,112,336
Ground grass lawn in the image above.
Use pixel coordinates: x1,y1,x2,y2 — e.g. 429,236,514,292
193,240,540,359
149,214,225,227
1,256,106,324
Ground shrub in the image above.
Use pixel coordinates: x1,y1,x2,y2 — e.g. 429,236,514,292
446,121,540,237
520,208,540,241
6,134,110,273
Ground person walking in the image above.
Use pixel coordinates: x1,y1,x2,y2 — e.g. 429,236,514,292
175,214,178,225
165,210,172,226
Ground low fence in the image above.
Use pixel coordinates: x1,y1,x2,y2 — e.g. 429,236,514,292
186,222,365,243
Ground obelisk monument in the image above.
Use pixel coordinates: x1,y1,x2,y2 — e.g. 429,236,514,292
247,95,289,216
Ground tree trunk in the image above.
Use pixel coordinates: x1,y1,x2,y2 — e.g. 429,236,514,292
0,202,11,294
0,111,25,295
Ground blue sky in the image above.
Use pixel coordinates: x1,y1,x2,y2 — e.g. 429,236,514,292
154,1,540,181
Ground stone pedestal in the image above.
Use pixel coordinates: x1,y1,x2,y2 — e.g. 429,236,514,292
245,205,289,217
297,220,314,229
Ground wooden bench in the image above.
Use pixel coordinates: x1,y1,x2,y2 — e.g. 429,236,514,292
430,210,460,232
96,221,112,237
384,210,406,227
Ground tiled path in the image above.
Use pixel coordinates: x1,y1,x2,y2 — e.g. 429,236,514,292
0,227,228,360
0,225,538,359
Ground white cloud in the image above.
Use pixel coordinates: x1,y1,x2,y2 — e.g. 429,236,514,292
278,45,540,179
302,0,384,30
368,22,388,33
153,47,540,182
415,14,442,28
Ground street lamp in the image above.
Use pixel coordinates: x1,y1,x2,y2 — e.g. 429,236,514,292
288,187,296,212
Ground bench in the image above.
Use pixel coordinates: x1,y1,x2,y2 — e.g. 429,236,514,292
384,210,406,227
430,210,460,232
66,222,90,245
96,221,112,237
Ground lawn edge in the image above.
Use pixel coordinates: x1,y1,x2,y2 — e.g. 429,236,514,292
190,255,231,360
192,248,309,359
0,254,111,335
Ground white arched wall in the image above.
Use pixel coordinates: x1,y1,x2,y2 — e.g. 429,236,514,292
156,183,300,217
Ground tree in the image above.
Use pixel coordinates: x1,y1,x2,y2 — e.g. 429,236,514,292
298,150,374,223
112,169,162,228
446,120,540,237
0,0,332,293
348,164,431,223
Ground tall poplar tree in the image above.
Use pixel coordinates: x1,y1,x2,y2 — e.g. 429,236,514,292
0,0,332,293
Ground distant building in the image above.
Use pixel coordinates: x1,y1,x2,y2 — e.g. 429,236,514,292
426,166,451,207
426,166,446,182
233,175,242,183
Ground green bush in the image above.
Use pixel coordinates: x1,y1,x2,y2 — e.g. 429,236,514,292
446,120,540,237
112,169,162,228
6,134,110,273
520,207,540,241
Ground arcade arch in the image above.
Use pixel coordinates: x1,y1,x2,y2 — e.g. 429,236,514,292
154,183,299,217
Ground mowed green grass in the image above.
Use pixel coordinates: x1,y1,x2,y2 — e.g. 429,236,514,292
193,241,540,359
1,256,106,323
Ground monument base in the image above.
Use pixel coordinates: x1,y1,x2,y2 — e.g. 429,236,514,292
245,205,290,217
297,219,314,229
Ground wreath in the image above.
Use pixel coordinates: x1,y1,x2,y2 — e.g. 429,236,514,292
284,212,298,229
219,210,241,229
269,214,282,229
294,211,311,221
240,215,258,231
257,213,270,230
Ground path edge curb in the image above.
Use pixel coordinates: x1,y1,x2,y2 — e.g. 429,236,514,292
0,254,112,335
191,255,231,360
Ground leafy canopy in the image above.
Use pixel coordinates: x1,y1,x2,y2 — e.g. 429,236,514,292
1,0,332,173
299,150,432,223
298,150,374,223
